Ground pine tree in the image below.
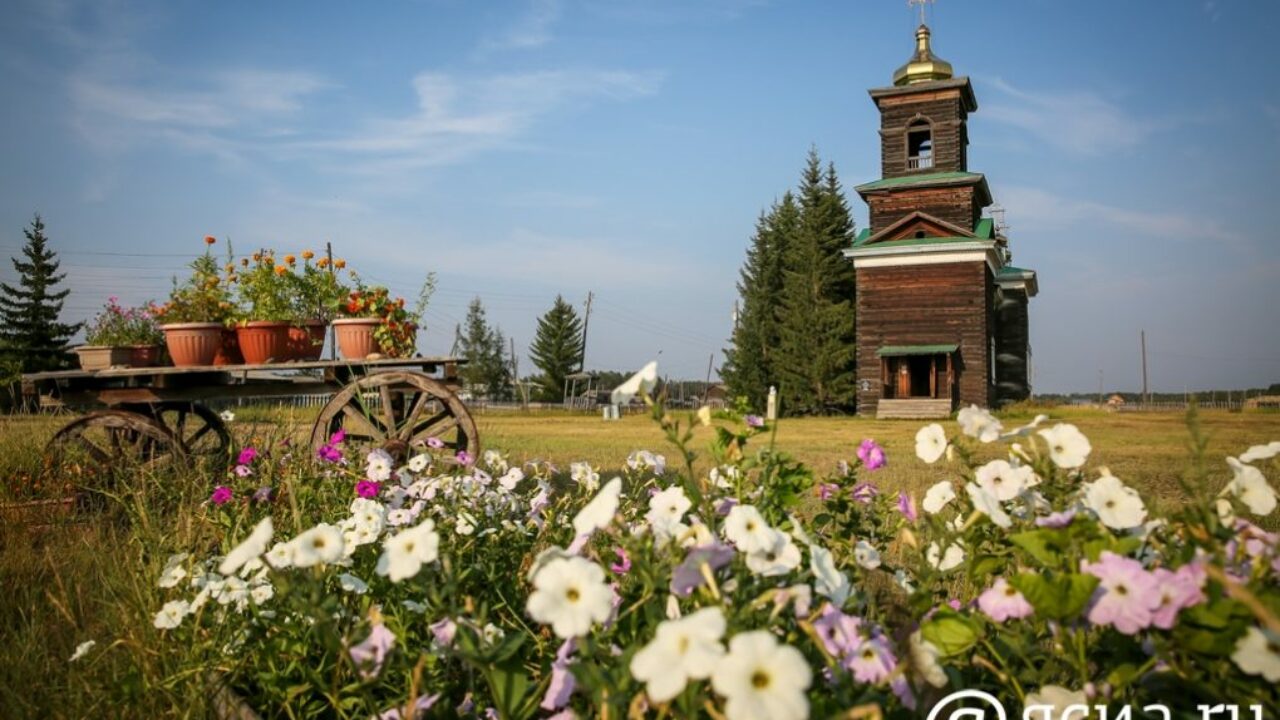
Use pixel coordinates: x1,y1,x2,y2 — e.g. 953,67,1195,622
721,192,799,411
459,297,513,400
529,295,584,402
0,215,80,372
773,150,858,414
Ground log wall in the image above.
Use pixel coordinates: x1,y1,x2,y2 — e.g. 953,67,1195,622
876,89,969,179
867,186,982,235
994,288,1031,404
854,261,992,414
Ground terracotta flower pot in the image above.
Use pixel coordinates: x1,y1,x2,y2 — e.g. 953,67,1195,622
161,323,224,367
75,346,132,371
286,320,327,361
128,344,164,368
333,318,381,360
236,321,290,364
212,328,243,366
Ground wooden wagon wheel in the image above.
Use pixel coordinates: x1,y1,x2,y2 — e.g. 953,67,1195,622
131,402,231,462
310,372,479,463
47,409,183,475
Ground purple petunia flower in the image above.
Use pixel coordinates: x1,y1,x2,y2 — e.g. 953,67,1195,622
455,450,473,465
857,439,886,471
236,447,258,466
376,694,441,720
1082,552,1161,635
349,623,396,679
1036,509,1078,528
210,486,232,505
429,618,457,648
671,544,735,597
817,483,840,501
610,547,631,574
977,577,1034,622
844,635,897,684
541,639,577,711
356,480,381,498
851,482,879,504
426,436,445,449
813,603,863,659
317,444,342,463
745,414,764,428
896,492,918,522
329,429,346,445
251,486,273,503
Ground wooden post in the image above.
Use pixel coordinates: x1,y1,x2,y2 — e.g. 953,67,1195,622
929,355,937,398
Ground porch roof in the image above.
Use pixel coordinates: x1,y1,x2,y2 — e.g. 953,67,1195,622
876,344,958,357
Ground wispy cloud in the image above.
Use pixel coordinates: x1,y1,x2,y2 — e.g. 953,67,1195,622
307,68,663,172
479,0,561,52
998,185,1241,244
982,79,1148,156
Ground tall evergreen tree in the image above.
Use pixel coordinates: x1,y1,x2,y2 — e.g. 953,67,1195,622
721,192,799,411
773,149,858,414
0,215,79,372
528,295,584,402
459,297,512,400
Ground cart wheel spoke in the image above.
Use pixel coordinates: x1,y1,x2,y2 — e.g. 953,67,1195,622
47,410,182,481
340,403,386,441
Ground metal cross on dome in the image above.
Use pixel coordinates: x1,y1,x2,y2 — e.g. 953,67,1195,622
907,0,935,24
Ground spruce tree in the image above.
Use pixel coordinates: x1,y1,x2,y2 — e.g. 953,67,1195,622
459,298,514,400
0,215,80,372
722,192,799,411
773,150,858,414
528,295,584,402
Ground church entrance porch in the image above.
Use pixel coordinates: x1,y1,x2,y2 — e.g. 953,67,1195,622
875,344,957,419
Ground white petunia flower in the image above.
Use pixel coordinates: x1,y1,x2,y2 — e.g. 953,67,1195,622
455,512,476,536
711,630,812,720
249,583,274,605
265,542,294,569
337,573,369,594
1082,472,1148,530
157,553,189,588
809,544,851,607
1224,458,1277,516
724,505,777,554
218,517,274,576
1037,424,1091,469
69,640,96,662
611,360,658,406
630,606,726,703
219,410,235,422
499,467,524,491
908,630,947,688
290,524,345,567
407,453,429,473
375,519,440,582
922,481,956,514
481,622,505,646
957,405,1002,443
1239,441,1280,464
365,448,394,482
854,540,882,570
926,541,966,572
1024,686,1089,719
745,531,802,577
974,459,1037,502
572,477,622,536
386,508,414,527
966,483,1013,529
525,556,614,639
570,462,601,493
915,424,948,464
646,486,691,533
1231,626,1280,682
153,599,190,630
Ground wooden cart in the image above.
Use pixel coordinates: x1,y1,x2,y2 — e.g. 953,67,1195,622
20,358,478,470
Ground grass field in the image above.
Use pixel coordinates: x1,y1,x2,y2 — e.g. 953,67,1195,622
0,404,1277,717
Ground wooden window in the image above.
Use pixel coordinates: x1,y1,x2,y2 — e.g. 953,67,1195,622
906,119,933,170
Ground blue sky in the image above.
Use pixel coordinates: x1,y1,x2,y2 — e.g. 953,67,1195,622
1,0,1277,393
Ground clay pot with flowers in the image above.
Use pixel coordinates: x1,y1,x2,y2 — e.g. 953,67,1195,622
332,273,436,360
151,236,238,367
232,250,296,364
75,296,166,370
283,251,350,361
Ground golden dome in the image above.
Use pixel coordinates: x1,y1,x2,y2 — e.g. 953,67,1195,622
893,24,954,86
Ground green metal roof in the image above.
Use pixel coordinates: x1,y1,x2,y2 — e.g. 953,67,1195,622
851,234,984,249
998,265,1033,276
877,344,959,357
974,217,994,239
855,171,983,193
854,228,871,245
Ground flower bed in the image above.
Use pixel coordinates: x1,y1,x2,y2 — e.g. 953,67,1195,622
140,400,1279,718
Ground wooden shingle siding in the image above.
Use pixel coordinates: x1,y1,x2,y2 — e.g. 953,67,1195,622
854,262,990,415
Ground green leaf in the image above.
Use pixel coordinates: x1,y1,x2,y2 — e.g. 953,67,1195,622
488,661,532,720
1009,572,1099,621
1008,529,1068,567
920,610,981,657
968,554,1005,581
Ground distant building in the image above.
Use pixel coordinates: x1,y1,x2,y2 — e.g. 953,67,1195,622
845,23,1037,419
1244,395,1280,410
703,384,728,409
1106,394,1126,408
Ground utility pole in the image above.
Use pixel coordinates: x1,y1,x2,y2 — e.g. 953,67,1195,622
1097,369,1103,405
1140,330,1149,404
579,291,594,372
509,336,526,408
705,353,714,390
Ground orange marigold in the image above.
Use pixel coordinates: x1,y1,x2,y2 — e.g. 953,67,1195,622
274,265,287,276
334,259,347,269
204,235,217,245
317,257,330,268
301,250,315,260
284,254,296,265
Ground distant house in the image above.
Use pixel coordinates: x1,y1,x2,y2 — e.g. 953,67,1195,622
703,384,728,409
1244,395,1280,410
1106,394,1126,408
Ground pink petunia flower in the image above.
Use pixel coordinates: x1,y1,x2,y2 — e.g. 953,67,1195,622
349,623,396,679
329,429,346,445
1150,563,1207,630
1082,552,1161,635
233,464,252,477
817,483,840,501
851,482,879,504
455,450,473,465
210,486,232,505
896,492,918,522
426,436,445,449
844,635,897,683
745,414,764,428
236,447,258,466
610,547,631,574
429,618,457,648
356,480,381,498
813,603,863,659
977,577,1034,622
857,439,887,471
317,444,342,463
1036,509,1077,528
541,639,577,711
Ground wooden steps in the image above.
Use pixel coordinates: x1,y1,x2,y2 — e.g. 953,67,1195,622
876,398,954,419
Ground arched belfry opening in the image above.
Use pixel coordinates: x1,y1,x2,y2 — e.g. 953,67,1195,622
907,119,933,170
